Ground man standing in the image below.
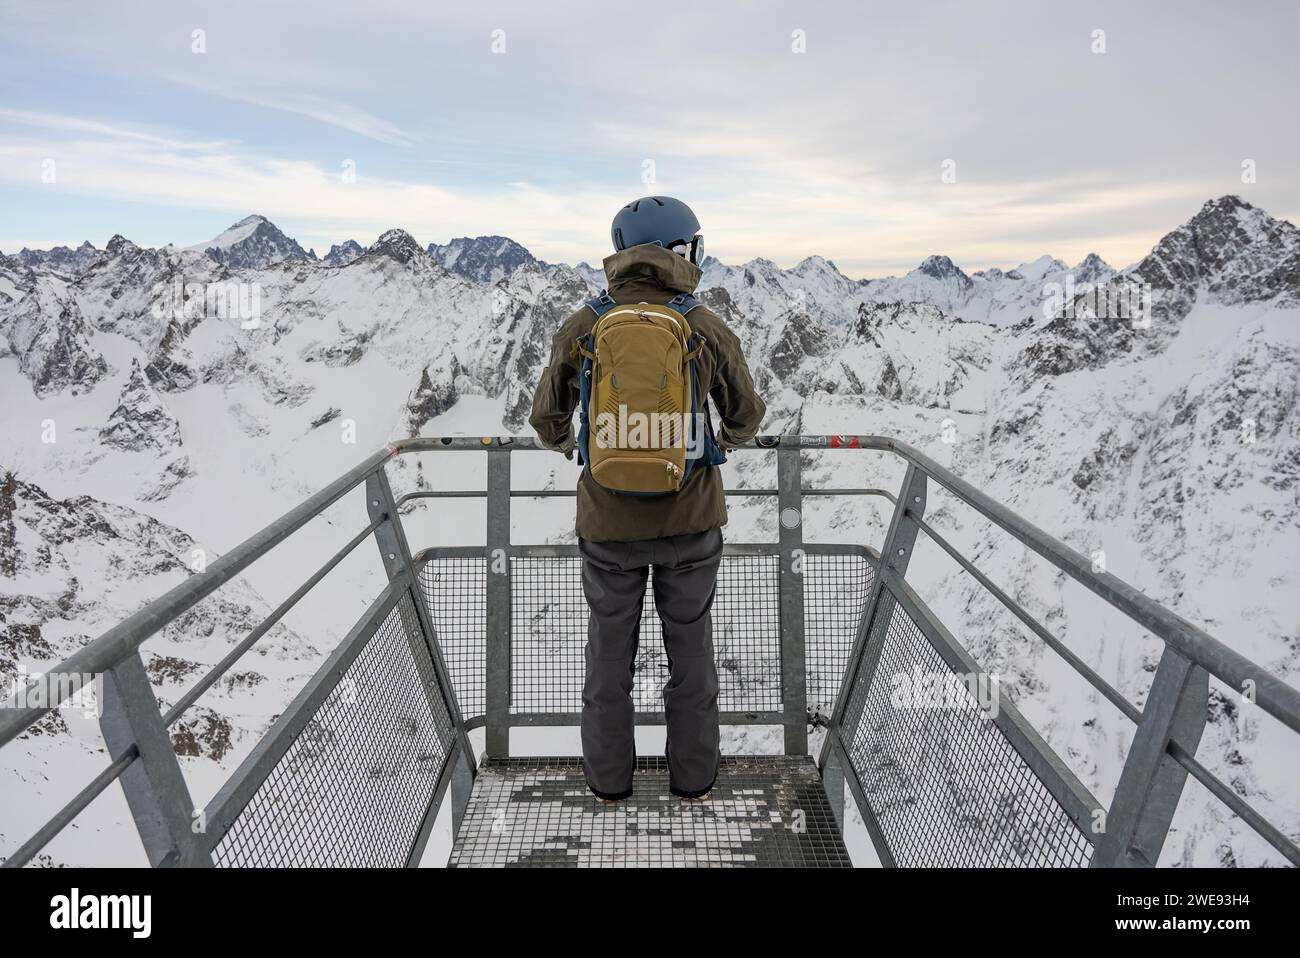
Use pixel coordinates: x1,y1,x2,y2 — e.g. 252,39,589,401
529,196,766,803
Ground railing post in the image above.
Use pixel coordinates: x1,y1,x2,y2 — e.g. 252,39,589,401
99,653,212,867
818,463,927,864
366,469,479,783
777,443,808,754
830,464,928,734
1092,649,1208,867
450,746,474,837
484,446,513,757
822,746,847,829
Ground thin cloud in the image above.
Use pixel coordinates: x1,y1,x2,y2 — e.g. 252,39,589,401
163,78,417,147
0,112,620,258
0,108,233,152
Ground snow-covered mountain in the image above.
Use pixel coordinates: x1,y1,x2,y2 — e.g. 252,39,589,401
867,252,1117,326
571,260,607,290
426,235,547,283
14,241,102,277
322,240,366,267
2,196,1297,866
1021,195,1300,380
0,471,322,865
692,249,1117,332
184,214,315,270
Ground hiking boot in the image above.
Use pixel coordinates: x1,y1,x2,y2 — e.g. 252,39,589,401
589,782,632,804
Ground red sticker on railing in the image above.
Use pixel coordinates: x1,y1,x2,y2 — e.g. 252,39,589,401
830,435,860,448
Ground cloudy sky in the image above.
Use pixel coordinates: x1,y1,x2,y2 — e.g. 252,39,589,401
1,0,1296,276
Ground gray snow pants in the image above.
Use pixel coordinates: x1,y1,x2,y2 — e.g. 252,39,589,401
578,527,724,800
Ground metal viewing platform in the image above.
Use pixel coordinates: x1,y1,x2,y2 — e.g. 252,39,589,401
3,436,1298,869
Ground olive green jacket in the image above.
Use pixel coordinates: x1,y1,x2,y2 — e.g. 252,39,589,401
528,243,767,542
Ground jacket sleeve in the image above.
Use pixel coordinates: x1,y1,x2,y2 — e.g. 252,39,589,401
528,323,580,455
709,327,767,447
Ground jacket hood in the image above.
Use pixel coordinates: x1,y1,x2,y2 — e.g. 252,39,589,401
602,242,702,298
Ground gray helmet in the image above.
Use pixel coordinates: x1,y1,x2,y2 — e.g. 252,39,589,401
610,196,704,266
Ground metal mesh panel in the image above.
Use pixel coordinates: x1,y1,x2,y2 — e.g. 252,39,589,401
841,586,1094,867
213,589,456,867
449,756,851,867
420,549,872,721
418,558,486,717
802,552,873,715
509,556,587,714
510,554,783,714
637,554,782,713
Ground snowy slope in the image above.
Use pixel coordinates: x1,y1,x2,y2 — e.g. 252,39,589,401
0,473,325,865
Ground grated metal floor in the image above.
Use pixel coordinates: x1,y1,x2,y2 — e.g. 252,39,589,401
448,755,853,867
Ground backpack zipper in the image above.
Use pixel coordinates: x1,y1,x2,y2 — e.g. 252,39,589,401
601,307,687,339
590,455,685,492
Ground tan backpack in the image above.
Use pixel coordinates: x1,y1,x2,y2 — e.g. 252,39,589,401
572,292,724,495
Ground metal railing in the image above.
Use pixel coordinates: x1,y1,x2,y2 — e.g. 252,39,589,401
2,435,1297,868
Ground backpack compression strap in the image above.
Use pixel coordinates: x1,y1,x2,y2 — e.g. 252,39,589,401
582,289,703,317
583,290,618,318
666,292,702,315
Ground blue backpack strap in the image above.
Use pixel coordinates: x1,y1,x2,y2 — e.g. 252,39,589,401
583,289,618,318
666,292,702,314
573,290,616,467
676,294,725,481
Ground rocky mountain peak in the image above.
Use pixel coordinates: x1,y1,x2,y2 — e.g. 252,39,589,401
1073,251,1111,272
15,240,101,276
1018,199,1300,381
793,254,843,275
916,254,968,282
403,350,463,436
366,228,427,265
98,359,183,452
1197,194,1250,218
1132,195,1300,306
427,235,543,283
1126,194,1256,277
2,289,108,397
322,240,367,267
188,215,314,270
105,234,138,256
